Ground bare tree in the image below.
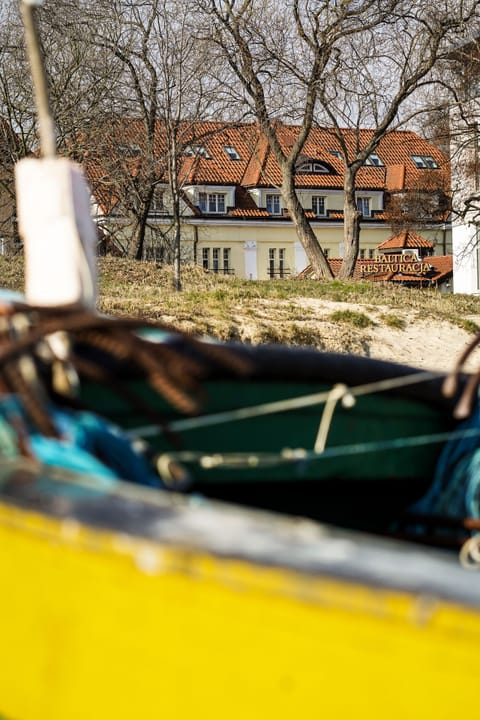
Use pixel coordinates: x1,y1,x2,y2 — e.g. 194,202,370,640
0,0,125,251
1,0,171,261
384,169,450,236
54,0,225,294
67,0,167,261
0,2,37,250
153,0,226,289
315,1,480,277
2,0,231,289
198,0,405,279
438,37,480,227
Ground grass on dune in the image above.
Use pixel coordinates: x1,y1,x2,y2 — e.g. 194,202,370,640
2,256,480,347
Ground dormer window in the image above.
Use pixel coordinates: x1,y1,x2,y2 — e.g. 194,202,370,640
117,142,141,157
411,155,439,169
312,196,326,216
266,194,281,215
184,144,210,158
357,197,371,217
296,161,332,174
364,153,383,167
198,192,225,213
150,188,165,215
224,145,241,160
329,150,342,158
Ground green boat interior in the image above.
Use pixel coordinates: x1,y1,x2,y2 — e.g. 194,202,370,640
0,303,476,550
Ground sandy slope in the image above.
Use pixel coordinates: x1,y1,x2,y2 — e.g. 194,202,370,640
294,299,480,372
367,320,479,371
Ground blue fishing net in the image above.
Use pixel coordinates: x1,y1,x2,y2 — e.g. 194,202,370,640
0,394,160,489
410,403,480,519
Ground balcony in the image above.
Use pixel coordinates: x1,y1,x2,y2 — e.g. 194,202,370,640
199,264,235,275
267,266,291,279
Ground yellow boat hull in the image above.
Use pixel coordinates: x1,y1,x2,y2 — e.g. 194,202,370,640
0,495,479,720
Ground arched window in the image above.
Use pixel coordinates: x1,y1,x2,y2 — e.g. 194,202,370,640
296,161,333,174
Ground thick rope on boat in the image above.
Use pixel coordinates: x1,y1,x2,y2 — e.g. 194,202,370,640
0,300,254,485
0,302,252,431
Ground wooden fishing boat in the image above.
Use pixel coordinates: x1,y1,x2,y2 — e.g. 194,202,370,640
75,324,463,534
0,304,480,720
0,303,468,535
2,4,480,717
1,449,480,720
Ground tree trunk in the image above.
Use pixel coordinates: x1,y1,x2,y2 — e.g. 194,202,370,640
168,138,182,291
172,197,182,291
338,168,361,279
127,225,145,260
127,193,153,260
282,176,333,279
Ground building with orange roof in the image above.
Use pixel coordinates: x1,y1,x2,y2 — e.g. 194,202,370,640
87,120,451,280
298,230,453,290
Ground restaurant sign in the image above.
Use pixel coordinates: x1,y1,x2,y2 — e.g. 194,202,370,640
359,253,432,276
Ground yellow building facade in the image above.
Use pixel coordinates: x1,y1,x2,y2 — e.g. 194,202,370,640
92,121,451,279
184,217,450,280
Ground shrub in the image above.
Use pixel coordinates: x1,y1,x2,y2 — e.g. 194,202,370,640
328,310,374,328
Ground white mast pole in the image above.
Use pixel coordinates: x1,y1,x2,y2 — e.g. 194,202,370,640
15,0,98,309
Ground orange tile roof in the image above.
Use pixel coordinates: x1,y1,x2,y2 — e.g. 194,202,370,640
243,124,449,192
88,119,450,188
298,255,452,285
377,230,435,250
229,186,270,217
81,119,450,218
229,208,270,217
283,209,317,219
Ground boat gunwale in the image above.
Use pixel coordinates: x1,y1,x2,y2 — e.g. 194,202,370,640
0,459,479,609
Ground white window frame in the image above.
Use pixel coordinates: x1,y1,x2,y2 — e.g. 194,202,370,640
184,144,210,158
224,145,241,160
212,248,220,272
364,153,383,167
150,188,165,215
312,196,326,216
297,161,330,174
268,248,288,278
198,192,226,213
357,197,371,217
223,248,231,273
202,247,231,274
266,194,282,215
269,248,276,278
411,155,439,169
117,142,141,157
202,248,210,270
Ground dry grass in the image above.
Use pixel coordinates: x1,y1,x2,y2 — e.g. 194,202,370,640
2,256,480,358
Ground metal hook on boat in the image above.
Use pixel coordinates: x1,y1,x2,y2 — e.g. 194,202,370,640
459,534,480,569
155,453,193,491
